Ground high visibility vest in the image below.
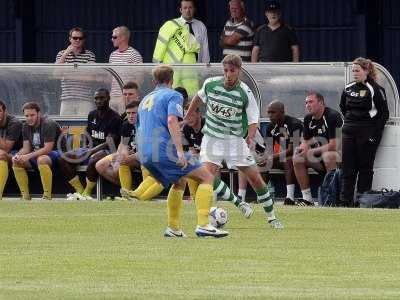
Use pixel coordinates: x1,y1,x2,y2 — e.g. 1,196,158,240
153,18,200,64
172,67,199,97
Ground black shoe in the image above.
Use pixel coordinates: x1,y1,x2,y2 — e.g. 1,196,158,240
297,199,314,206
283,198,296,205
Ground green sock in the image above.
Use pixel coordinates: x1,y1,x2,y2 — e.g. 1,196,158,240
256,185,276,221
213,177,241,207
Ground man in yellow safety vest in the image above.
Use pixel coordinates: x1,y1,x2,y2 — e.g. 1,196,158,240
153,0,203,96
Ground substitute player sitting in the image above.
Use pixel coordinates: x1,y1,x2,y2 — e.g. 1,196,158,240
0,100,22,200
95,80,141,190
95,102,140,191
12,102,63,200
253,100,303,205
185,54,283,229
59,88,122,200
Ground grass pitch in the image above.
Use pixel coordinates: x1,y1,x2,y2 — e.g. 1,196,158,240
0,199,399,299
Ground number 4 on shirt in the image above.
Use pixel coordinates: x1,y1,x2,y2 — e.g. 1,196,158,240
142,96,154,111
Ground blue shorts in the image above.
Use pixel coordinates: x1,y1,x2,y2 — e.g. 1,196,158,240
29,150,61,170
142,152,202,188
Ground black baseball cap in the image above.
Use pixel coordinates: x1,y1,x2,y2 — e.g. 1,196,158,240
265,1,281,11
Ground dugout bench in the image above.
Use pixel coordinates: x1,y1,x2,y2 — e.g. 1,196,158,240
1,62,398,198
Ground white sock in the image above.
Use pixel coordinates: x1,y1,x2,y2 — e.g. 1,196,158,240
286,184,295,200
301,188,312,202
238,189,246,201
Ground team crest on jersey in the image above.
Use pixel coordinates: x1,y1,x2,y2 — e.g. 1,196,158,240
359,90,367,97
209,100,236,120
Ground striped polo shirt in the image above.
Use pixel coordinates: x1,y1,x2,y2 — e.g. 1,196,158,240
109,46,143,97
55,49,96,103
198,76,259,138
222,18,254,62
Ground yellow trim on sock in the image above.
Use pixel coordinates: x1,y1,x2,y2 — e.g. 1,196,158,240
195,183,213,227
119,165,132,190
68,175,84,194
38,164,53,198
0,161,9,199
167,187,184,230
12,166,30,199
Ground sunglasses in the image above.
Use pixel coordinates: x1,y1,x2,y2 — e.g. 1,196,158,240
71,36,84,40
111,36,118,39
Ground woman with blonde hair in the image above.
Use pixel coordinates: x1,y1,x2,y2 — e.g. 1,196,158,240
338,57,389,207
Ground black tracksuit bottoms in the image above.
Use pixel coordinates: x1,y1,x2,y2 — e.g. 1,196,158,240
340,125,381,204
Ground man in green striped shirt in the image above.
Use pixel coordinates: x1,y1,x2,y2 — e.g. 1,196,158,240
186,54,283,229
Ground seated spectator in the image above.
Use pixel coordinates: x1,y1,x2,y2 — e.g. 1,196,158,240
255,100,303,205
220,0,254,62
0,100,23,200
251,1,299,62
55,27,96,116
109,26,143,114
12,102,63,200
58,89,122,201
293,91,343,206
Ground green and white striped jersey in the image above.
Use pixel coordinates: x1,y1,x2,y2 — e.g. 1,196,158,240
198,76,259,138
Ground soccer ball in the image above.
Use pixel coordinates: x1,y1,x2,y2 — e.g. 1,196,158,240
209,207,228,228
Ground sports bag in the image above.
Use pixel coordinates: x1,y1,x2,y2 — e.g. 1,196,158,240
357,189,400,209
